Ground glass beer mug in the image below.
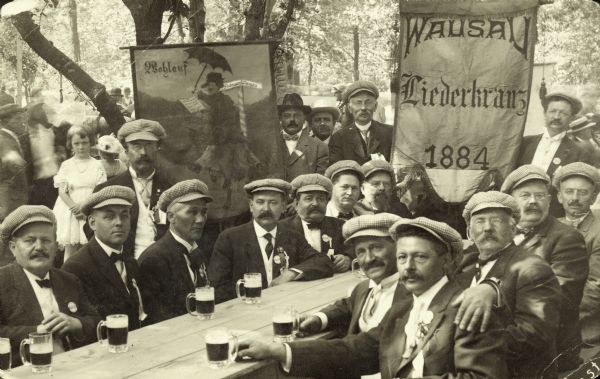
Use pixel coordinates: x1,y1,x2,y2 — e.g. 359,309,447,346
97,314,129,353
351,258,367,278
186,286,215,320
20,332,52,373
235,272,262,304
204,328,239,369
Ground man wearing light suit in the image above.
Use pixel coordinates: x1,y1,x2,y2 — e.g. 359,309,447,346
0,206,99,368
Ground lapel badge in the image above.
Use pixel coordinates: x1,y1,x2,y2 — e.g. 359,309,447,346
68,301,78,313
274,255,282,265
552,157,561,165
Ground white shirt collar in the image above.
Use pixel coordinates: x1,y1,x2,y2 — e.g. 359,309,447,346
542,129,566,143
253,220,277,239
95,236,123,257
369,272,400,290
129,166,155,181
169,230,197,253
412,275,449,308
355,121,372,133
282,130,302,139
22,267,50,282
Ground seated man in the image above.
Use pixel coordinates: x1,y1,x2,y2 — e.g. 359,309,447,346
324,160,364,220
63,186,148,331
355,160,410,217
238,218,507,379
208,178,334,304
0,206,99,367
138,179,213,323
280,174,351,273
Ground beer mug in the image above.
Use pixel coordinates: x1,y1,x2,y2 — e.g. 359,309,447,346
272,305,299,343
19,332,52,373
351,258,366,278
235,272,262,304
0,337,11,371
186,286,215,320
204,327,239,369
97,314,129,353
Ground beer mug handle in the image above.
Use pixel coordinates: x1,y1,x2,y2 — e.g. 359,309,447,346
235,279,245,300
293,310,301,334
19,338,31,366
351,259,360,275
228,335,239,363
96,320,107,345
185,293,197,316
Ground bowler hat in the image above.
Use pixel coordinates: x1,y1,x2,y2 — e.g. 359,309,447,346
202,72,224,89
278,93,311,115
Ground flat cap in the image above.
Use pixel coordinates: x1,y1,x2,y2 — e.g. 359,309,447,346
501,165,550,193
244,178,292,196
553,162,600,190
117,119,166,143
389,217,463,261
81,185,136,216
462,191,520,222
342,213,402,243
158,179,213,212
0,205,56,245
325,160,364,182
290,174,333,196
342,80,379,103
362,160,394,180
97,134,124,155
544,92,582,115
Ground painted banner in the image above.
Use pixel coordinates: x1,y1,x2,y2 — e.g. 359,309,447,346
392,0,539,203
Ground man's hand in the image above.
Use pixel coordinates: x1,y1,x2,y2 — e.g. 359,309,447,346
271,270,298,287
41,312,83,336
238,340,286,362
297,315,323,337
452,284,496,332
332,255,351,273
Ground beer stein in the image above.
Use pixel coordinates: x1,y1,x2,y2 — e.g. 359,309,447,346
272,305,300,343
351,258,367,278
204,327,239,369
235,272,262,304
20,332,52,373
0,337,11,371
186,286,215,320
97,314,129,353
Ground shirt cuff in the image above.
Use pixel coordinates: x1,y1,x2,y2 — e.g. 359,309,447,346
282,343,293,373
289,268,303,279
314,312,329,330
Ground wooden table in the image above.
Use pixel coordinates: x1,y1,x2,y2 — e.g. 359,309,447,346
11,272,361,378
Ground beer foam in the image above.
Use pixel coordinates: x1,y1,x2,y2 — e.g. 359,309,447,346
272,314,293,323
205,333,229,345
30,343,52,354
196,287,214,301
0,341,9,354
106,316,129,329
245,276,261,288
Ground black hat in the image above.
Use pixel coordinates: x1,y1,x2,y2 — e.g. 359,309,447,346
202,72,224,88
278,93,311,115
109,88,123,97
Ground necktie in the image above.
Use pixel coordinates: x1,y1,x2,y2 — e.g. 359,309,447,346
474,252,501,282
338,212,353,221
282,133,300,141
264,233,274,258
306,222,321,230
362,286,382,323
182,249,199,284
36,279,52,288
135,177,152,208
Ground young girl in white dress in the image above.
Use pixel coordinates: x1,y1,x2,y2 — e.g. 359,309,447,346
53,125,107,261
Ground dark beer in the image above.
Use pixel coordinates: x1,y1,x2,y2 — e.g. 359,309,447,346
30,342,52,368
273,314,294,336
106,315,129,353
195,287,215,317
205,331,231,368
107,327,128,346
30,352,52,366
245,286,262,299
196,300,215,314
0,343,10,371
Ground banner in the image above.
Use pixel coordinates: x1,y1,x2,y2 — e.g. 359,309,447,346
392,0,539,203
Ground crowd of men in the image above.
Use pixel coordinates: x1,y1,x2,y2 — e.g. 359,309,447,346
1,79,600,378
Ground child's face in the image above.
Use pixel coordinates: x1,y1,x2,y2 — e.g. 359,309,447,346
72,134,91,158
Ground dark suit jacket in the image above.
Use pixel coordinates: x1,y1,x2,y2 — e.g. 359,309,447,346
456,243,561,379
0,263,100,367
329,121,393,165
207,221,334,304
279,215,350,258
91,170,171,257
137,231,197,324
288,279,508,379
280,130,329,181
518,216,589,371
516,134,593,177
62,238,144,331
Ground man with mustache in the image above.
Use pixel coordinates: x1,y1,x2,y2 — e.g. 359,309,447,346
355,160,410,217
501,164,588,373
208,179,333,303
324,160,363,221
278,93,329,181
552,162,600,349
280,174,352,273
0,205,99,368
308,98,340,144
62,186,148,331
138,179,213,323
329,81,393,165
457,191,561,378
92,119,172,259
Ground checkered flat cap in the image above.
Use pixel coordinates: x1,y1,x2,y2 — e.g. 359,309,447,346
158,179,213,212
117,119,166,143
501,165,550,194
244,178,292,196
389,217,463,261
291,174,333,196
324,160,364,182
552,162,600,190
342,213,402,243
0,205,56,244
342,80,379,103
81,185,136,216
362,160,394,180
462,191,520,222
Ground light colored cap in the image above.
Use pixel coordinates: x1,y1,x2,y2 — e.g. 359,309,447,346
342,213,402,243
158,179,213,212
501,165,550,193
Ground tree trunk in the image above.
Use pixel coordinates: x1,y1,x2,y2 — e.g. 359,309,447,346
175,15,185,43
307,23,313,89
122,0,167,45
353,25,360,81
188,0,206,42
244,0,264,40
11,12,126,133
264,0,297,40
69,0,81,62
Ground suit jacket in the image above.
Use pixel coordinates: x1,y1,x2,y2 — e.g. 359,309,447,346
91,170,171,257
456,243,561,379
329,121,393,165
516,134,593,177
287,278,508,379
279,215,350,258
137,231,196,324
62,238,145,331
207,221,334,304
565,211,600,346
518,216,589,371
0,263,100,367
280,130,329,181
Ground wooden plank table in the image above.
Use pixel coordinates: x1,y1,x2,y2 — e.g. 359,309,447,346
11,272,361,378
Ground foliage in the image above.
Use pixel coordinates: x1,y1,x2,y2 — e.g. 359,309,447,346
0,17,41,95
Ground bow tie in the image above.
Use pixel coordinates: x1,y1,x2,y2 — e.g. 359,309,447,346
515,227,533,237
282,133,300,141
110,253,124,263
338,212,353,220
36,279,52,288
306,222,322,230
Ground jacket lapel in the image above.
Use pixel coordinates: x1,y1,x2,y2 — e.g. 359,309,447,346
11,264,44,324
578,212,595,235
348,126,368,160
349,281,372,333
288,132,310,166
368,123,381,154
87,238,131,298
244,223,269,286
